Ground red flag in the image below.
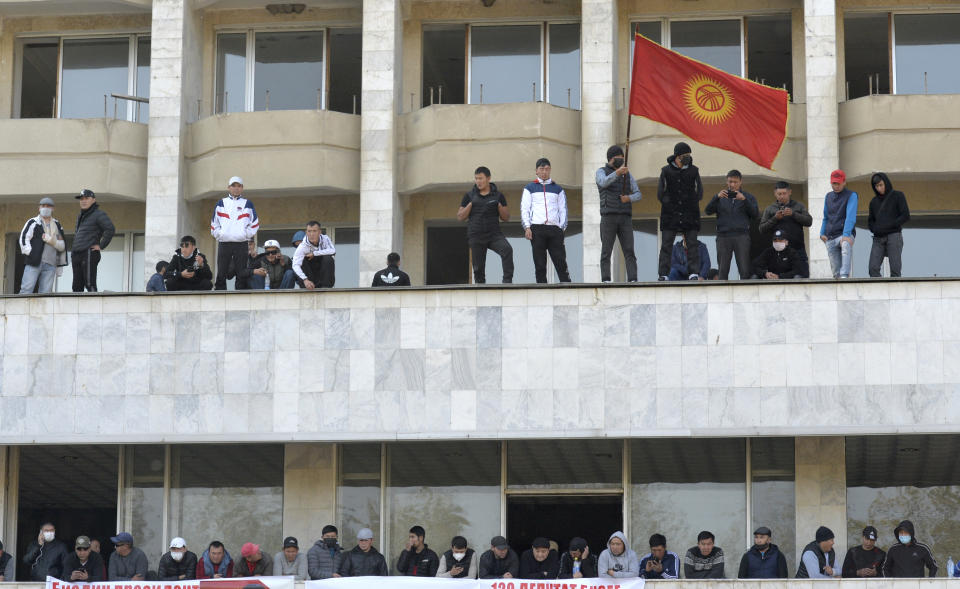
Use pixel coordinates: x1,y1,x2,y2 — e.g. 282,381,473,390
629,33,789,169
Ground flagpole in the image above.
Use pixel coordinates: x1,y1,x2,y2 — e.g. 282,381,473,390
621,26,638,196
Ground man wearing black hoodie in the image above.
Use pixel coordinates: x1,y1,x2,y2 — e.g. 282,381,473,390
164,236,213,291
657,142,703,280
882,520,937,578
868,172,910,277
458,166,513,283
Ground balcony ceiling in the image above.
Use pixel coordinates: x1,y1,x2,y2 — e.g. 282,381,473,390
0,0,149,15
197,0,360,8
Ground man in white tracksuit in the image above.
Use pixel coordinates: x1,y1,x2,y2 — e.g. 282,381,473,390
210,176,259,290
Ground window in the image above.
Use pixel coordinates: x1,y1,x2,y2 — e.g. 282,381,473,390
548,23,581,109
844,14,890,99
508,439,621,489
671,20,743,75
470,25,541,104
751,438,796,573
422,25,466,107
17,34,150,121
338,443,382,544
122,445,166,566
894,13,960,94
44,232,146,293
632,219,660,282
853,215,960,278
746,15,793,95
216,28,361,114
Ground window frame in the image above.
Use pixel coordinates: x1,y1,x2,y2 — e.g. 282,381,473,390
629,17,746,77
889,10,960,95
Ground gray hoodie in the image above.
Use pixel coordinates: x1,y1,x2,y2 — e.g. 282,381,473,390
598,531,639,578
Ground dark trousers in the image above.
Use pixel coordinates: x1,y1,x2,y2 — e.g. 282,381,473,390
470,234,514,283
530,224,570,283
716,233,752,279
869,232,904,277
600,213,637,282
299,255,336,288
71,249,101,292
658,229,699,278
215,241,249,290
166,277,213,291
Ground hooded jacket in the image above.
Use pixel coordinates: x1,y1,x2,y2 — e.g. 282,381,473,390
518,548,560,580
882,520,937,578
461,182,509,239
738,543,788,579
657,156,703,231
337,545,388,577
307,539,342,579
868,173,910,237
670,240,711,279
598,531,639,578
73,203,115,253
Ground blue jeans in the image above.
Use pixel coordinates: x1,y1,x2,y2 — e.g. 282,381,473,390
249,269,296,290
825,236,853,278
20,262,57,294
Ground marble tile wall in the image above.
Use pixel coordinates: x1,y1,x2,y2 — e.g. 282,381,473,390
1,282,959,442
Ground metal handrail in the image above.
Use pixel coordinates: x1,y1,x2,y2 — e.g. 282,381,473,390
109,93,150,122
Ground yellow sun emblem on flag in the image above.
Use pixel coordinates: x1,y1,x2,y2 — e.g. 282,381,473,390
682,74,736,125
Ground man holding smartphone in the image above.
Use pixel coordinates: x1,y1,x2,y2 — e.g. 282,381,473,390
64,536,106,582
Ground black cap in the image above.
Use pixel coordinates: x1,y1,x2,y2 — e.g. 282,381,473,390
491,536,508,549
754,527,772,537
532,537,550,549
76,189,95,199
773,230,786,240
816,526,834,542
283,536,298,548
569,537,587,552
674,142,691,156
862,526,878,540
607,145,624,161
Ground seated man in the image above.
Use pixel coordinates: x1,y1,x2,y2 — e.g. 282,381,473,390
158,537,197,581
273,537,308,580
292,221,336,289
64,536,106,583
668,237,711,281
684,531,725,579
640,534,679,579
437,536,477,579
337,528,388,577
23,522,68,581
107,532,147,581
234,542,273,577
250,240,295,289
147,261,168,292
738,527,788,579
372,252,411,287
307,525,342,580
752,229,809,279
0,539,13,581
478,536,519,579
519,537,559,580
558,537,597,579
396,525,439,577
196,541,233,579
165,236,213,291
599,531,637,578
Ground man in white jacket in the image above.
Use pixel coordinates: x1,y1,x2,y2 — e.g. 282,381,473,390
292,221,336,289
19,197,67,294
210,176,259,290
520,157,570,283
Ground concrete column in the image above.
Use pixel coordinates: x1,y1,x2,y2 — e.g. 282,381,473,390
143,0,202,284
283,444,337,543
580,0,618,284
795,437,847,565
803,0,840,278
359,0,402,286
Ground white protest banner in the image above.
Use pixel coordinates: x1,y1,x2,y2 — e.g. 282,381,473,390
308,577,645,589
47,575,296,589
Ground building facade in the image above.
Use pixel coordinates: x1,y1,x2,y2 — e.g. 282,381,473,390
1,0,960,583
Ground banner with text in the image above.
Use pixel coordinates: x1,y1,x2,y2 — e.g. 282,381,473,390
47,576,296,589
308,577,645,589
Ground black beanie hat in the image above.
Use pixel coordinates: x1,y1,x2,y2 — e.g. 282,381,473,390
532,537,550,549
674,142,691,156
607,145,624,161
816,526,834,542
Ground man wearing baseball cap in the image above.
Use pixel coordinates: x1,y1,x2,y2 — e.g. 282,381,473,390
211,176,260,290
752,229,809,279
18,197,67,294
273,537,308,580
64,536,106,582
478,535,519,579
158,537,197,581
738,526,788,578
107,532,147,581
72,188,115,292
337,528,388,577
819,169,858,278
842,526,885,578
252,239,295,290
234,542,272,577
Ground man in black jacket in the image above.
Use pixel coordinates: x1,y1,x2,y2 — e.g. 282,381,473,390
842,526,885,578
72,189,115,292
18,197,67,294
657,142,703,280
478,536,519,579
597,145,641,282
337,528,387,577
158,537,197,580
458,166,513,284
396,525,439,576
22,522,68,581
753,230,809,279
868,172,910,277
372,252,411,287
558,537,598,579
165,236,213,291
882,520,937,577
518,537,559,580
63,536,106,583
705,170,760,279
759,181,813,259
738,527,788,578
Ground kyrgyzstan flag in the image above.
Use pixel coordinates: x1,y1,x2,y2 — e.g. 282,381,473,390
629,33,789,169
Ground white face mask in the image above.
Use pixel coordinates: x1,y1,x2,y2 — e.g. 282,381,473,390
773,241,787,252
452,552,466,561
171,551,184,561
44,531,56,542
39,207,53,218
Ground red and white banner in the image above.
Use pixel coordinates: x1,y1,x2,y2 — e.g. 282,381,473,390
308,578,645,589
47,576,296,589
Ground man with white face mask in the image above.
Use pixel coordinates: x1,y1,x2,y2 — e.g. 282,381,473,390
158,537,197,580
752,230,809,279
18,197,67,293
23,522,68,581
436,536,477,578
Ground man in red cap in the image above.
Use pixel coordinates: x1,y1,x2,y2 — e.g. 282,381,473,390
234,542,273,577
819,169,858,278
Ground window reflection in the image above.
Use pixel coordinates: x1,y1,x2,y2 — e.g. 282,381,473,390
470,25,541,104
751,438,796,574
60,38,131,119
670,20,742,75
423,25,466,107
746,15,792,95
482,221,583,284
844,14,890,99
19,40,58,118
216,33,246,113
328,29,362,114
254,31,324,111
548,24,580,109
136,38,151,122
894,14,960,94
338,444,382,545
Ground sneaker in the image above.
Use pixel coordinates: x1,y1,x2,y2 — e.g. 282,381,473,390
602,279,612,283
658,276,667,281
688,274,700,280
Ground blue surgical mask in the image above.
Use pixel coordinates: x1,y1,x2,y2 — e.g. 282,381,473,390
898,535,911,544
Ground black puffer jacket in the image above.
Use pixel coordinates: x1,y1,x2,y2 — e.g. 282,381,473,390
337,546,388,577
72,203,115,253
23,539,69,581
158,551,198,581
657,156,703,231
868,172,910,236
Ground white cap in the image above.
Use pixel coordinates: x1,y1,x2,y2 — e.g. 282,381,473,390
228,176,244,186
264,239,281,249
169,537,186,549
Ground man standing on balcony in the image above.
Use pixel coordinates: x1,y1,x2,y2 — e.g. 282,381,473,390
458,166,514,284
19,197,67,294
759,181,813,260
657,142,703,281
868,172,910,277
521,157,570,283
211,176,259,290
72,189,115,292
596,145,641,283
820,169,858,279
704,169,760,279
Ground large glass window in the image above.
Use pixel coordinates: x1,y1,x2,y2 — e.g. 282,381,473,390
751,438,796,573
388,442,500,563
135,37,151,122
846,434,960,568
19,39,58,118
123,445,165,566
670,20,742,75
746,15,793,95
844,14,890,99
470,25,541,104
894,14,960,94
216,33,246,113
60,38,130,119
169,444,283,553
508,439,621,489
852,215,960,278
631,438,746,576
338,444,382,545
254,31,324,111
332,227,360,288
548,23,581,109
328,28,362,114
422,25,466,107
481,222,583,284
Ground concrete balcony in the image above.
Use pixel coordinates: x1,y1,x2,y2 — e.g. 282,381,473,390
0,118,147,201
1,279,959,444
184,110,361,200
840,94,960,180
400,103,582,193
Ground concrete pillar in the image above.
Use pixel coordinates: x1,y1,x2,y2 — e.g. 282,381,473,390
803,0,840,278
359,0,402,286
143,0,202,284
795,437,847,566
580,0,618,284
283,443,337,543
